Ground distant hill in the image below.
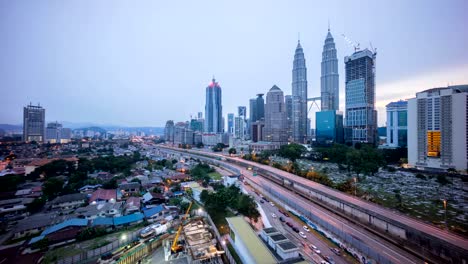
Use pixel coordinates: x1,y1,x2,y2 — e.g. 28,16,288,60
0,124,22,132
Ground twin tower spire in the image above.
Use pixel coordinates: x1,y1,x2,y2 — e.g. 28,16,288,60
291,26,339,143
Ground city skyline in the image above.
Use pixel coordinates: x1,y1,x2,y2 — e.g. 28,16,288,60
1,1,468,127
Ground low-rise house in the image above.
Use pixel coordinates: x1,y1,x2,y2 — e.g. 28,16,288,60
143,204,178,223
13,214,55,239
114,213,144,227
15,189,32,197
29,218,88,245
89,189,117,204
118,182,140,196
142,192,168,207
51,193,87,210
78,184,102,193
0,198,34,218
75,202,123,219
124,197,141,215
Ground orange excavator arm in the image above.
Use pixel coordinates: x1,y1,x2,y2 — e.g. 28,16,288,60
171,201,193,252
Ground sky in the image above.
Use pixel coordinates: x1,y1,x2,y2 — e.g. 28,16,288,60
1,0,467,127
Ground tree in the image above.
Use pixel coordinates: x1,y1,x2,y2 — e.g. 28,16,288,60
200,190,210,203
43,178,65,199
196,142,204,148
102,178,117,189
228,148,237,155
27,197,46,213
212,143,226,152
278,143,306,161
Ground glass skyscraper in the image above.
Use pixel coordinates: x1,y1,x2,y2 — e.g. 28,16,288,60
344,49,377,144
204,78,223,133
292,40,308,143
321,28,339,111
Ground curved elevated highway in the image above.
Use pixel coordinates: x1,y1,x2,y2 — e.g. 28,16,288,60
157,146,468,263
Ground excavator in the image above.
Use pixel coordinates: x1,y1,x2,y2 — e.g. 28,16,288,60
171,201,193,253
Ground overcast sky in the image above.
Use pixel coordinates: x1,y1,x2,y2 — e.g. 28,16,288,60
1,0,467,127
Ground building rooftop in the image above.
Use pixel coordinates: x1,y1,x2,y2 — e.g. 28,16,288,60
226,216,276,264
51,193,87,205
386,100,408,108
89,189,117,203
113,213,144,226
263,227,279,235
143,204,165,218
277,241,298,251
42,218,88,236
269,234,288,242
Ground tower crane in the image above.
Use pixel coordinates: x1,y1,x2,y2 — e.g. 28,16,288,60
341,34,360,52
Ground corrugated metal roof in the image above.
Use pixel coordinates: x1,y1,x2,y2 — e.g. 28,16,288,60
143,205,164,218
113,213,144,226
29,235,45,245
42,218,88,236
92,217,114,226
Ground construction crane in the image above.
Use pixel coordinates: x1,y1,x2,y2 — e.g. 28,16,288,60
171,201,193,253
341,34,360,52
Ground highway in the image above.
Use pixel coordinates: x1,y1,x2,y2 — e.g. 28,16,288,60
244,183,347,264
240,164,420,264
156,147,430,263
158,146,468,255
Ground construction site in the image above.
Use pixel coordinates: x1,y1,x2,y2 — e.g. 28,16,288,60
163,218,224,264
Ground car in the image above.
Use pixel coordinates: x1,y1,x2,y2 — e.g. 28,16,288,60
283,212,290,217
299,231,307,238
264,198,270,202
279,216,285,222
270,202,275,206
325,256,335,264
278,209,284,214
303,225,310,232
330,247,341,256
292,227,299,233
260,200,264,203
309,244,317,250
286,222,293,227
314,249,321,254
271,213,277,218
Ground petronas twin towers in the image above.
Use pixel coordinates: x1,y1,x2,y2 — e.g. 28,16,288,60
291,28,339,143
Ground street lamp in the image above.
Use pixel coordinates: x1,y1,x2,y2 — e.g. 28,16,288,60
221,240,226,246
121,234,127,241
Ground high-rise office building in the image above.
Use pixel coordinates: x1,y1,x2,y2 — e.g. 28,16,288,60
292,40,308,143
197,112,203,119
251,120,265,142
285,95,293,140
227,113,234,135
344,49,377,144
164,120,175,143
265,85,288,144
238,106,246,120
316,111,344,144
408,85,468,171
190,119,204,132
23,103,45,143
256,94,265,120
204,78,223,133
386,100,408,148
234,116,245,140
249,99,257,124
321,28,339,111
46,122,71,144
